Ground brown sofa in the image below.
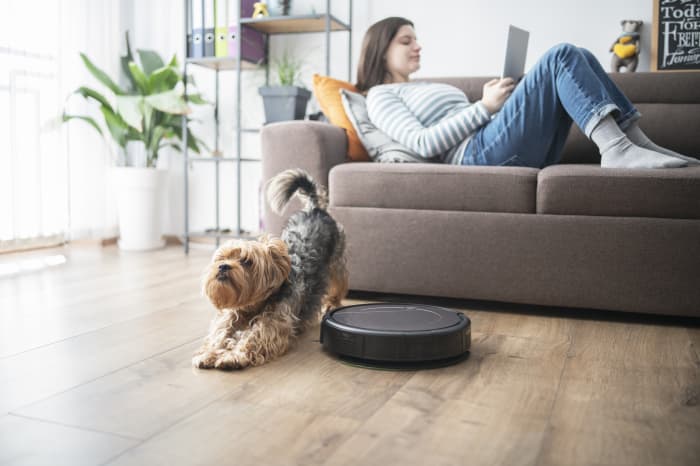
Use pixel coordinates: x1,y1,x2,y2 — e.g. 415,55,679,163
261,72,700,317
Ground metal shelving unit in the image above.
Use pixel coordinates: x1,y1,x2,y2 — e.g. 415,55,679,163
182,0,352,253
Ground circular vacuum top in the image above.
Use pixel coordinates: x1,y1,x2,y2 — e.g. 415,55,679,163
321,303,471,367
328,303,464,333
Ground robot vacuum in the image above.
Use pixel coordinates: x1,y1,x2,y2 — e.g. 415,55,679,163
320,303,471,369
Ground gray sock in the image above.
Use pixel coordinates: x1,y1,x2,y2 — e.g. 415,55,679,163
625,123,700,166
591,116,687,169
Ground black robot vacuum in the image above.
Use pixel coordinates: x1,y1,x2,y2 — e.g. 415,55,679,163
320,303,471,369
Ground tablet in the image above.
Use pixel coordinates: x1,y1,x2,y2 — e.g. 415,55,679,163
502,25,529,80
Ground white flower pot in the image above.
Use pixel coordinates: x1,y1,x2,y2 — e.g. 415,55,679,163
112,167,166,251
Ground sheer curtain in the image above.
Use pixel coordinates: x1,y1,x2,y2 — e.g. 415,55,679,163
0,0,124,251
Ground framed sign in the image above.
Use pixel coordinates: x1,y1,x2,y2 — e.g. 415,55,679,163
652,0,700,71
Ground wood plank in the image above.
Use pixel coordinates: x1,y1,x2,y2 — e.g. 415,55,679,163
0,300,211,415
0,249,210,357
235,328,415,420
12,342,246,439
11,322,407,440
536,320,700,466
105,400,362,466
0,273,202,358
324,326,572,466
0,246,203,316
0,414,135,466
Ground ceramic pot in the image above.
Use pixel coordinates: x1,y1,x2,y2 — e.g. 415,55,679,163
112,166,166,251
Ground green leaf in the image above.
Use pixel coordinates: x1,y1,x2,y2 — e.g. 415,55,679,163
143,103,154,133
137,49,165,76
148,125,167,156
80,53,125,95
99,106,130,148
128,61,150,94
148,66,180,93
167,54,178,68
124,31,134,62
169,120,206,155
186,93,209,105
185,74,198,87
187,134,205,154
161,142,182,152
116,95,144,131
120,32,137,93
145,89,190,115
72,86,114,111
120,57,137,94
62,113,104,138
163,141,181,149
126,127,143,144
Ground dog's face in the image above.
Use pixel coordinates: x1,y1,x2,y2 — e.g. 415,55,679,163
203,236,291,311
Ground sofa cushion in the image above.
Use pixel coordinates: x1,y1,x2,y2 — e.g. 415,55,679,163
312,74,370,161
330,163,539,213
537,164,700,219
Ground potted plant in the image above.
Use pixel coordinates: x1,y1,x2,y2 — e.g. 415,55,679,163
63,33,208,251
258,50,311,123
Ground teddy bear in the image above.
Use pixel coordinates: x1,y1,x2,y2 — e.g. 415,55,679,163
610,20,642,72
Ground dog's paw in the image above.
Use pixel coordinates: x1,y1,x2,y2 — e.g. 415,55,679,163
214,352,251,370
192,351,217,369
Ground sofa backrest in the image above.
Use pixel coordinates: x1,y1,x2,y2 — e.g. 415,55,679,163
424,72,700,164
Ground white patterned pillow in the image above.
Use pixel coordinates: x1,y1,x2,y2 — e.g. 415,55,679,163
340,89,435,163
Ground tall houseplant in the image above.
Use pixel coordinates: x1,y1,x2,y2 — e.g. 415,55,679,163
258,51,311,123
64,33,208,250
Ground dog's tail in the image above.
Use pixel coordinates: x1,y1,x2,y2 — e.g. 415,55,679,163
266,169,328,214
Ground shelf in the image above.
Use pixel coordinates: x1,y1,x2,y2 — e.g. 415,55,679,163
188,230,261,240
182,1,352,254
188,156,261,163
240,14,350,34
186,56,262,71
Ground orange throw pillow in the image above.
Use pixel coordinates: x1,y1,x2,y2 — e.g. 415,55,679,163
312,74,370,161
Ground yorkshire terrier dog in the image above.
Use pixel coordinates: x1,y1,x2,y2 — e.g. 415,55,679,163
192,169,348,370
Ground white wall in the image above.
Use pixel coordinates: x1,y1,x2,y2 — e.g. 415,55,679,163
125,0,654,238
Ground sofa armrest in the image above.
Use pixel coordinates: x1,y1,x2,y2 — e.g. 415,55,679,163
261,120,348,235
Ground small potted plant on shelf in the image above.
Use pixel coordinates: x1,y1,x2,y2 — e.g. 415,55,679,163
258,50,311,123
63,32,208,251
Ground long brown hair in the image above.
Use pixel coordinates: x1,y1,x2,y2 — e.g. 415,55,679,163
356,17,414,93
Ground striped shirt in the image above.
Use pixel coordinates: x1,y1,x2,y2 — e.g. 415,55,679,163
366,82,492,164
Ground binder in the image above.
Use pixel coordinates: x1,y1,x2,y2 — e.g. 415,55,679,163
227,0,238,58
192,0,204,58
228,0,266,63
186,0,193,57
203,0,215,57
214,0,228,57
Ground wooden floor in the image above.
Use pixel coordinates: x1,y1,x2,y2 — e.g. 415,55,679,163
0,245,698,466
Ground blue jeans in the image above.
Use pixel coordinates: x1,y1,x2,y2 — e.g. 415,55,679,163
462,43,641,167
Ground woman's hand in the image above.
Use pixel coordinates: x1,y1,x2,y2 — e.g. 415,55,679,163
481,78,516,114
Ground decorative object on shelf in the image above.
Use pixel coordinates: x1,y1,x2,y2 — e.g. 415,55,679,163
252,1,269,17
652,0,700,71
280,0,291,15
258,50,311,123
610,20,642,72
268,0,291,16
63,32,208,251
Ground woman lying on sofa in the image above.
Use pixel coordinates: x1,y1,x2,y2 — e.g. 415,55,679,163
358,17,698,169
